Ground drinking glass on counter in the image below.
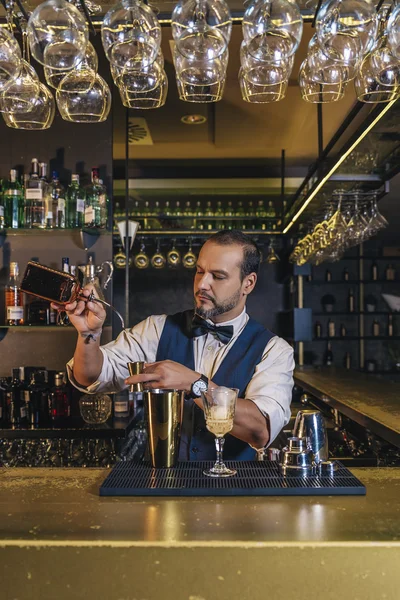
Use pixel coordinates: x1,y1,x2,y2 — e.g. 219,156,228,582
201,386,238,477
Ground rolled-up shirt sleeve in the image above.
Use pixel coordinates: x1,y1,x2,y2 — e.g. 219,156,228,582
66,315,167,394
245,336,294,446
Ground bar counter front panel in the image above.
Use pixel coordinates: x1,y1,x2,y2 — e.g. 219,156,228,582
0,467,399,600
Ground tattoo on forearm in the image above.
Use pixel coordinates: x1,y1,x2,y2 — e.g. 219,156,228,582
80,332,101,344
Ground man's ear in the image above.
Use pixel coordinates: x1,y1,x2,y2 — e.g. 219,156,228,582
243,273,257,295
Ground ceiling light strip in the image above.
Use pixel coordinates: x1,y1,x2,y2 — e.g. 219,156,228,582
282,98,398,235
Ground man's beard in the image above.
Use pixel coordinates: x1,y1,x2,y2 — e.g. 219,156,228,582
194,289,242,320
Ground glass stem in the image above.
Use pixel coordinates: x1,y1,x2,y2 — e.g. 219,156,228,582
214,436,225,467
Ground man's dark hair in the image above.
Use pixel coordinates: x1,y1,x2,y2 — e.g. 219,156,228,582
207,229,261,280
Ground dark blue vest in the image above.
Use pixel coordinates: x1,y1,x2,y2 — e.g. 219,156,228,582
156,310,275,461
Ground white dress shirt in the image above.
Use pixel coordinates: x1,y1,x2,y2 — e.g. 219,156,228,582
67,308,295,445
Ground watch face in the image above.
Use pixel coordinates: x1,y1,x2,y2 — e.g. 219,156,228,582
193,379,208,397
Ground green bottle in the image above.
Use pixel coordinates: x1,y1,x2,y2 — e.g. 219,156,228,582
67,174,84,228
3,170,24,229
84,168,108,229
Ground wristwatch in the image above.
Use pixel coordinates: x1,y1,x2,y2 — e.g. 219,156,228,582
189,374,209,399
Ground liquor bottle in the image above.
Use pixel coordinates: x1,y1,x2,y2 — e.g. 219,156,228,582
343,268,349,281
327,318,335,337
6,368,27,426
324,342,333,366
215,200,224,229
225,201,233,229
344,352,352,370
27,370,50,426
67,174,85,228
315,321,322,338
195,200,203,217
60,258,70,325
387,314,393,337
0,378,6,425
348,288,355,313
2,169,23,229
385,264,396,281
247,200,255,217
49,373,70,420
113,390,129,418
372,319,380,337
164,200,171,216
256,200,268,218
49,171,66,229
340,323,346,337
266,200,276,218
204,201,214,230
183,200,193,217
0,183,3,230
84,168,108,229
371,262,378,281
39,162,53,229
325,269,332,282
235,200,245,229
5,262,24,326
25,158,46,228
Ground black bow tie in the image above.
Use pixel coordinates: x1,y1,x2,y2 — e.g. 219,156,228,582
191,314,234,344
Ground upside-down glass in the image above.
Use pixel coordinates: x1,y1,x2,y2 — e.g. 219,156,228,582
56,72,111,122
0,28,21,93
151,239,166,268
101,0,161,69
172,0,232,46
239,67,287,102
44,42,98,90
316,0,377,66
201,386,238,478
2,82,55,130
299,60,346,102
387,3,400,60
134,240,150,269
240,41,294,85
175,48,228,102
0,59,40,114
182,239,197,268
112,57,164,92
355,49,399,103
27,0,89,70
118,68,168,108
175,3,228,60
242,0,303,62
306,35,354,84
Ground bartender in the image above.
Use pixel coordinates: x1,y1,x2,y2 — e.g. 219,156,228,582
60,230,294,460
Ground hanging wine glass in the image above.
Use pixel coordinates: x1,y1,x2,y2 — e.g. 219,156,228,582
243,0,303,63
172,0,232,46
239,67,287,102
306,35,354,84
102,0,161,70
111,55,164,93
240,41,294,85
0,60,40,114
387,3,400,60
118,69,168,109
44,42,98,90
0,28,22,93
2,83,55,130
355,48,399,103
27,0,89,70
174,0,228,61
56,73,111,122
134,239,150,269
299,59,346,102
150,239,166,269
316,0,378,66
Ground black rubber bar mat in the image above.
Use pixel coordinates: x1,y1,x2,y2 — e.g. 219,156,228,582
99,460,366,496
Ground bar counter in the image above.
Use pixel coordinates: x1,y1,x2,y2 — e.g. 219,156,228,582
1,466,399,599
294,367,400,447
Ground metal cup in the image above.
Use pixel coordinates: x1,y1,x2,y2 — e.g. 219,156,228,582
293,409,328,464
128,361,145,393
143,388,185,468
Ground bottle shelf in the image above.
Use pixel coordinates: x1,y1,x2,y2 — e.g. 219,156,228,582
0,228,111,236
113,229,280,237
115,215,280,221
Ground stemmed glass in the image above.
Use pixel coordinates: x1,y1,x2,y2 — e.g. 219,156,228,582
201,386,238,478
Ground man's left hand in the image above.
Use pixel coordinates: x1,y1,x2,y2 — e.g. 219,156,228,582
124,360,200,392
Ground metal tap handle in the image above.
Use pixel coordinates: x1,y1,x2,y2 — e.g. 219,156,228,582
81,292,125,329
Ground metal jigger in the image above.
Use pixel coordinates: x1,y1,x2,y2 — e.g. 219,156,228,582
127,361,145,393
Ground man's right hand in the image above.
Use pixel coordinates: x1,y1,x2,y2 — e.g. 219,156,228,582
51,285,106,335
